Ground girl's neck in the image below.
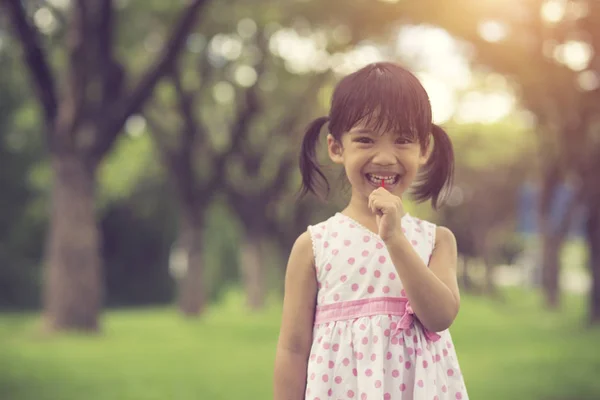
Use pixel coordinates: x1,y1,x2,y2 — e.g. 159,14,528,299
341,189,379,231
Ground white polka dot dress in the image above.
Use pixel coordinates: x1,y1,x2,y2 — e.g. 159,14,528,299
305,213,468,400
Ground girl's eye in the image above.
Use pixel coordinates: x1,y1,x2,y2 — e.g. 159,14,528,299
396,137,412,145
355,137,373,144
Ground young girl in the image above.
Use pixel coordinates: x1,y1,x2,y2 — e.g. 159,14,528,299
273,62,468,400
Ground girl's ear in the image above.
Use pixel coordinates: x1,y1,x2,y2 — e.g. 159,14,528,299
327,134,344,164
419,135,432,166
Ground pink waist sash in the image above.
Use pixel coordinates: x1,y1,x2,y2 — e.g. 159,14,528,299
314,297,441,342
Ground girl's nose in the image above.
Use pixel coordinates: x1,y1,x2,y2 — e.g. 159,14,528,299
371,149,397,166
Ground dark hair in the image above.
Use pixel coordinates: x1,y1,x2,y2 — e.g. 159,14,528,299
298,62,454,208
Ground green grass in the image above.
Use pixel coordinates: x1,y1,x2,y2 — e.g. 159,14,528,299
1,290,600,400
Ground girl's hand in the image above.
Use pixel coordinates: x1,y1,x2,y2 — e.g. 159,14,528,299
368,188,406,242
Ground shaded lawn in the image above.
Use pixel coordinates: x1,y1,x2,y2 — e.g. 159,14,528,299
0,289,599,400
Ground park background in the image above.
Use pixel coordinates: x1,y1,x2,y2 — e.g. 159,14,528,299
1,0,600,399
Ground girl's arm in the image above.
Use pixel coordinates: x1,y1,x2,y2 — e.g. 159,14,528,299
273,231,317,400
385,226,460,332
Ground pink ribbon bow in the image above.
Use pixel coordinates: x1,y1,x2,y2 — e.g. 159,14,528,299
395,302,441,342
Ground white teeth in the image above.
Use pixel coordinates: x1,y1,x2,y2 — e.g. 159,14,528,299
367,174,398,185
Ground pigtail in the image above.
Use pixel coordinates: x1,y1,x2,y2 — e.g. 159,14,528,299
299,116,330,199
413,124,455,209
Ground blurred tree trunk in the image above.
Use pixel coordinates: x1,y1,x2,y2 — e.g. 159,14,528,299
175,213,206,316
240,232,267,310
587,206,600,324
45,154,101,330
538,165,580,310
460,257,474,293
2,0,209,332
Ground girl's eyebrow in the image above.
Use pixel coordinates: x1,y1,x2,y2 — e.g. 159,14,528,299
350,128,374,134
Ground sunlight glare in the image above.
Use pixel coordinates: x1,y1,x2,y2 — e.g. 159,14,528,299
418,74,455,125
554,40,593,71
455,92,514,124
478,20,508,43
541,0,566,23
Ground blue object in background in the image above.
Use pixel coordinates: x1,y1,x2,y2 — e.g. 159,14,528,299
518,182,585,238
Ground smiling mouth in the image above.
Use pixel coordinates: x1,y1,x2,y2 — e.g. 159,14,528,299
366,173,400,186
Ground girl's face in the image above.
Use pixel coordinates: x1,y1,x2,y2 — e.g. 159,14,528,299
327,121,429,200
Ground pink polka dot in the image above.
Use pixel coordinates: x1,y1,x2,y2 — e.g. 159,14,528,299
317,356,323,363
322,374,328,382
363,236,370,242
352,368,358,376
384,394,391,400
448,368,454,376
332,232,338,237
333,343,340,352
315,234,322,239
347,390,355,398
360,323,366,330
373,336,379,344
376,243,384,249
329,361,335,369
374,270,381,278
341,275,347,282
352,284,359,291
384,329,391,337
407,348,414,356
343,358,350,366
370,354,376,361
392,369,399,378
356,352,364,360
434,397,439,400
413,336,419,344
400,289,407,297
332,249,339,255
378,256,386,263
442,385,448,393
417,380,424,388
404,361,412,369
310,354,316,361
423,360,429,368
411,240,418,245
362,250,369,257
400,383,406,392
389,273,396,280
398,355,403,363
447,341,453,349
367,286,375,294
443,349,449,357
365,368,373,377
335,376,342,384
435,354,441,362
362,394,369,400
391,337,398,345
362,337,368,345
334,294,340,301
324,241,329,248
349,224,355,228
310,373,315,380
348,257,355,265
386,352,393,360
360,267,367,275
323,343,330,350
383,286,390,294
456,393,463,400
328,389,333,396
375,380,382,388
344,240,351,246
325,263,332,271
